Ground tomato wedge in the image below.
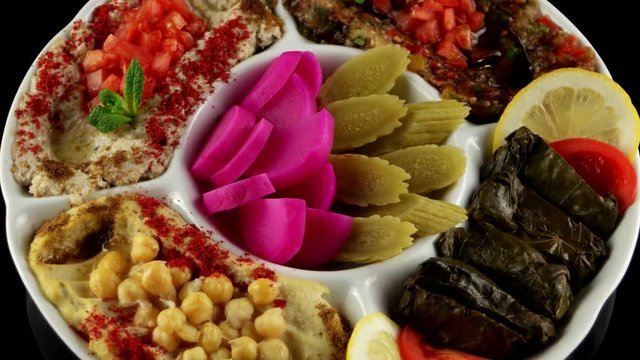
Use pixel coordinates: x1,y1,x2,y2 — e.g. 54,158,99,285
398,326,489,360
551,138,637,213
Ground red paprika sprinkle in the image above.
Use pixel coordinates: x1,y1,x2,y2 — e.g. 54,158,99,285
273,299,287,308
251,265,277,282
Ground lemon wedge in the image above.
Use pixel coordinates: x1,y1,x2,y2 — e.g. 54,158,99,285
493,68,640,158
346,312,401,360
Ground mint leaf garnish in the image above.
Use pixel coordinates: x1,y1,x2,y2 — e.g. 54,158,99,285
99,89,124,111
123,58,144,114
88,58,145,133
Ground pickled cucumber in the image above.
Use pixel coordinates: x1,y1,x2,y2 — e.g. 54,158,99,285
327,94,407,152
330,154,410,207
318,45,410,106
335,215,417,263
380,145,466,194
355,100,468,156
357,193,467,237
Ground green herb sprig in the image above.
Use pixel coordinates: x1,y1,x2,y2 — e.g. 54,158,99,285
355,0,365,4
88,58,144,133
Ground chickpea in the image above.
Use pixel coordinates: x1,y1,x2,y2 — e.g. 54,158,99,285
130,232,160,263
177,323,199,343
229,336,258,360
133,301,159,328
218,320,240,343
98,251,128,275
224,298,254,329
202,275,234,304
128,263,145,279
157,307,187,333
247,279,277,306
141,261,176,300
117,277,147,305
181,292,214,325
257,339,290,360
254,308,285,339
198,322,222,353
209,347,231,360
171,266,192,289
179,279,203,302
152,326,181,353
181,346,207,360
89,266,121,299
240,321,262,342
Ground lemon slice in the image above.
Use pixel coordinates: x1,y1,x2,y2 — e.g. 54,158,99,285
346,312,401,360
493,68,640,158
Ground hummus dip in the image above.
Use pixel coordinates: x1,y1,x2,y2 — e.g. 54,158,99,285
29,194,349,359
11,0,283,199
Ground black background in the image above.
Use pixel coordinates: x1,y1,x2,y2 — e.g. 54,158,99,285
1,1,637,358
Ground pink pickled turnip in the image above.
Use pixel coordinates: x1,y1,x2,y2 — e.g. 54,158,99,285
256,73,315,129
238,198,306,264
288,208,353,268
203,174,275,214
211,118,273,187
191,106,255,180
240,52,302,113
246,109,335,189
278,162,336,210
296,51,322,97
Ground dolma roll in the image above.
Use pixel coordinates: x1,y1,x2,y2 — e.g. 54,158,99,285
393,257,555,359
468,172,608,290
437,225,572,321
484,127,618,237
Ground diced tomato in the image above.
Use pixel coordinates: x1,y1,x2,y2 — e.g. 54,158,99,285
102,34,121,51
442,8,456,31
86,69,106,95
536,15,561,32
185,17,207,38
137,0,164,25
450,25,472,50
372,0,392,13
142,76,157,99
167,0,193,21
437,0,460,7
101,74,122,93
110,39,154,66
82,50,119,72
162,37,186,59
421,0,444,12
415,19,441,45
159,11,188,35
139,30,163,51
412,7,437,21
395,10,422,32
551,138,637,214
177,31,194,48
151,51,173,75
459,0,476,12
437,40,467,68
466,11,485,32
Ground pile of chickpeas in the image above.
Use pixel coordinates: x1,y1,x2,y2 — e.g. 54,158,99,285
88,231,291,360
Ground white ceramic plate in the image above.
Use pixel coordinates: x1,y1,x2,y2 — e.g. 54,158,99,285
2,1,638,359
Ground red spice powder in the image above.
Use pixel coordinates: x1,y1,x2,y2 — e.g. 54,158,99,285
251,265,277,281
145,18,251,159
274,299,287,308
89,3,120,46
80,305,156,360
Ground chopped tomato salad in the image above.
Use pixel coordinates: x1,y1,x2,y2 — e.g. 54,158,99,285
551,138,637,214
398,326,489,360
82,0,206,102
389,0,485,68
